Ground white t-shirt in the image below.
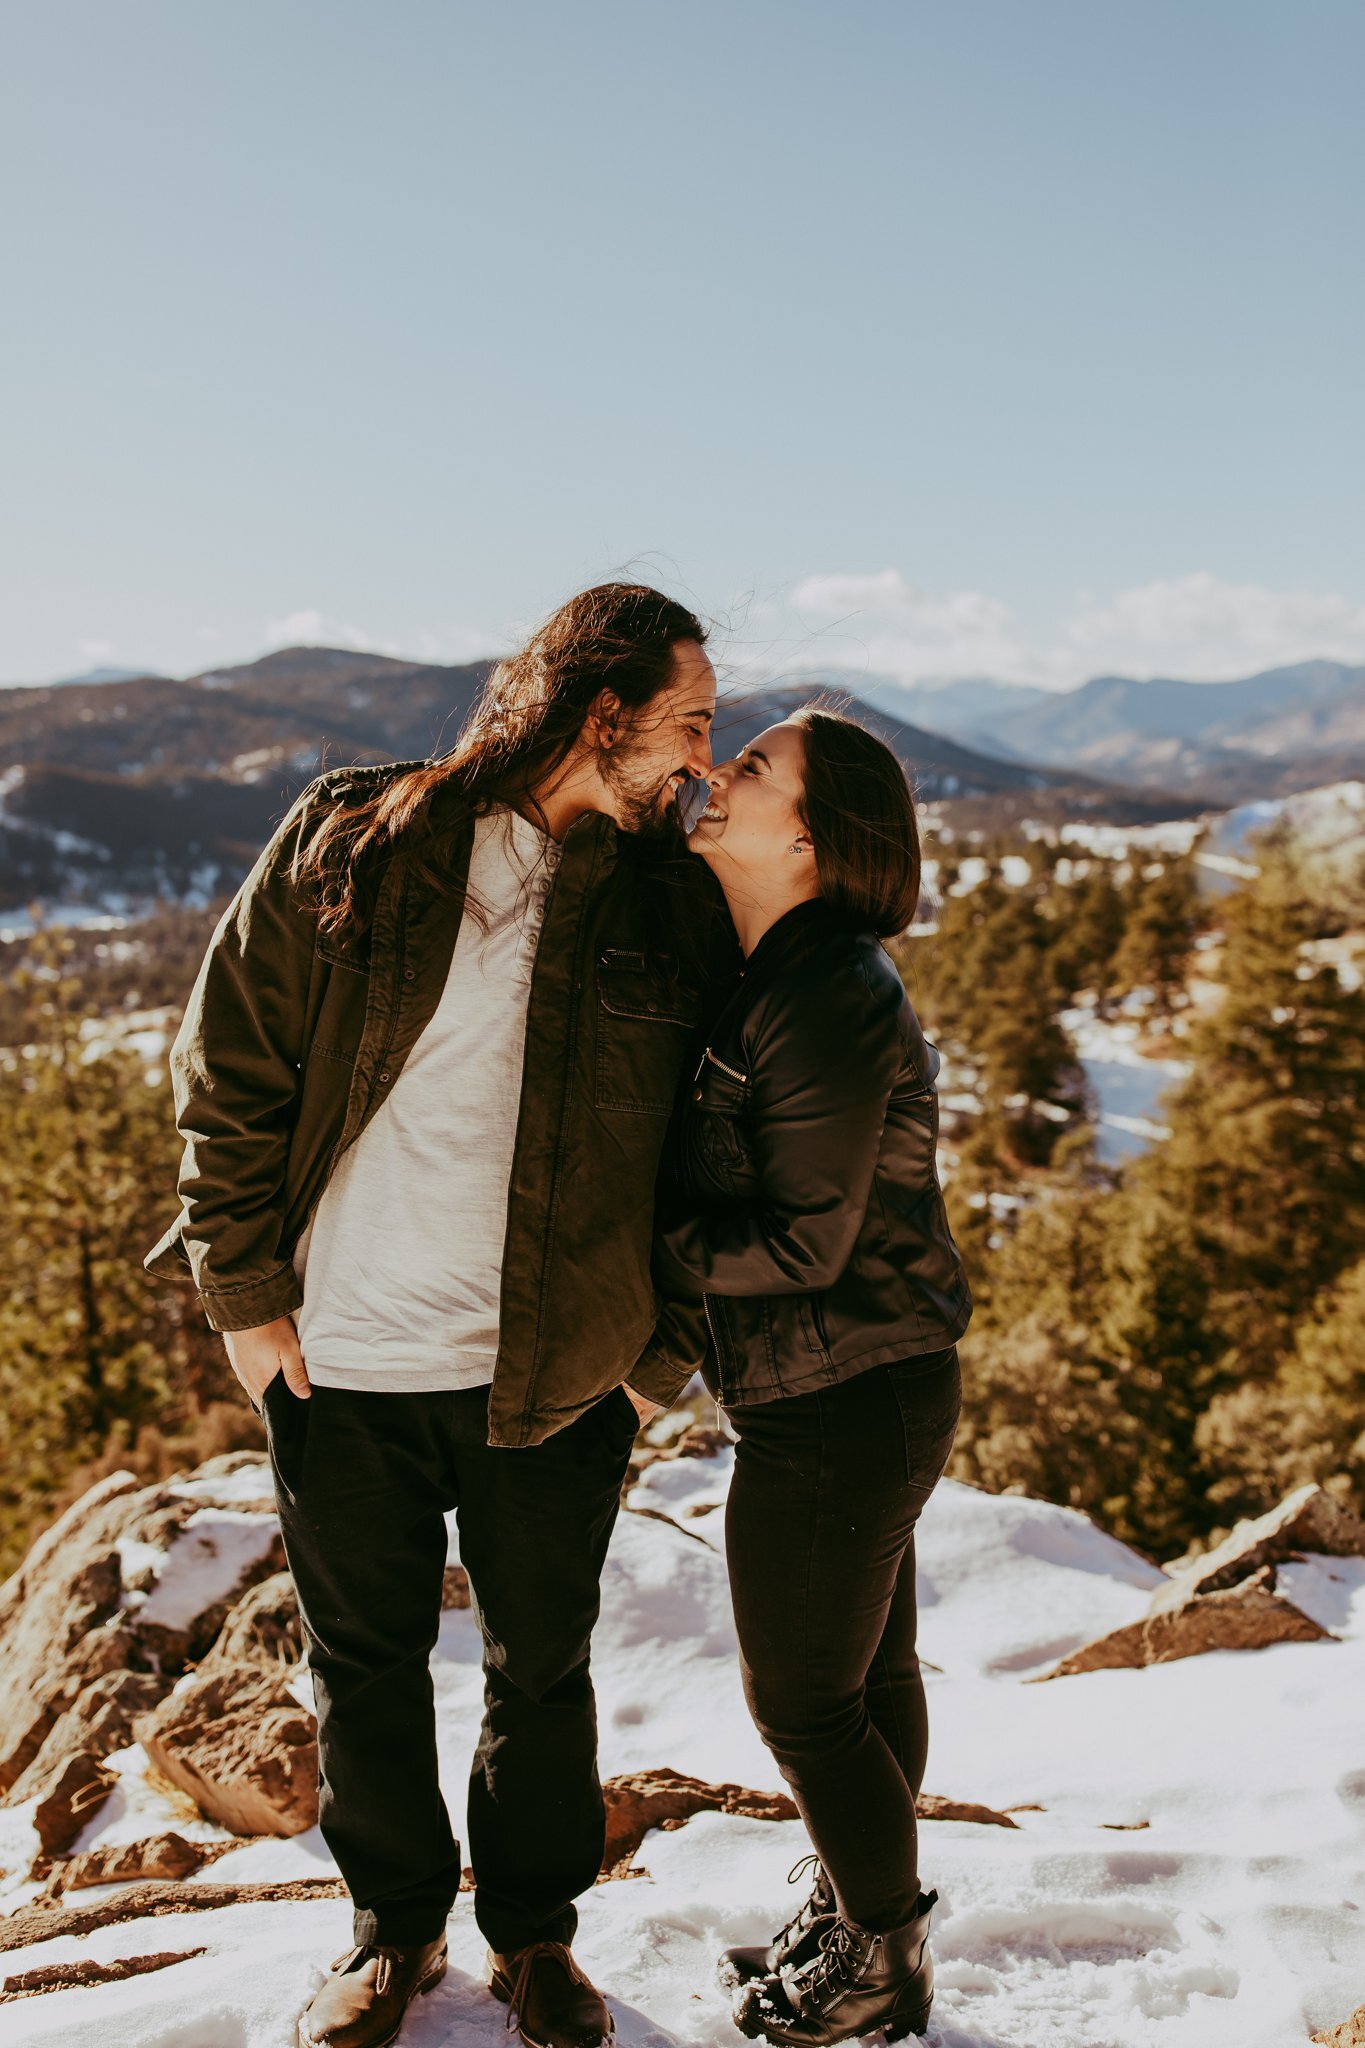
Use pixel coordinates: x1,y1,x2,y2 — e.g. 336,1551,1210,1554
291,804,559,1391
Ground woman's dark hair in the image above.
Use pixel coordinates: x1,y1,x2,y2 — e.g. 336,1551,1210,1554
789,704,921,939
295,582,707,934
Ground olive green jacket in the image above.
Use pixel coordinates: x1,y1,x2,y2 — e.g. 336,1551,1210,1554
144,763,737,1447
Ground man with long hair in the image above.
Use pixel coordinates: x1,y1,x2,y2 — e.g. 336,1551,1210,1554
145,585,733,2048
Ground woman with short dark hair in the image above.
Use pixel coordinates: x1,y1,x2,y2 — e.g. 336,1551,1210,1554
654,706,973,2045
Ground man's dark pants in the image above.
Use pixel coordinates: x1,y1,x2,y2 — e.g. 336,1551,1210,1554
261,1373,640,1953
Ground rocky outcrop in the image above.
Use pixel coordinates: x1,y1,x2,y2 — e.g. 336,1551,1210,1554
0,1877,349,1957
1163,1484,1365,1595
1042,1565,1332,1677
57,1831,211,1890
1038,1485,1360,1678
916,1794,1019,1829
135,1664,318,1837
442,1564,472,1610
31,1752,117,1857
0,1947,209,2003
5,1670,170,1807
198,1572,302,1672
601,1767,797,1869
0,1473,148,1793
0,1463,284,1812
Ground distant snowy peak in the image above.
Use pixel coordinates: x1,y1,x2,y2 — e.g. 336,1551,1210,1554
862,658,1365,799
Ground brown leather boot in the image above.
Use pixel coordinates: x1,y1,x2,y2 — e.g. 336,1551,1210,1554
297,1936,448,2048
488,1940,615,2048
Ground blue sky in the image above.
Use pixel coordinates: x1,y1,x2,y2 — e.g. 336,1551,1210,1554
2,0,1362,690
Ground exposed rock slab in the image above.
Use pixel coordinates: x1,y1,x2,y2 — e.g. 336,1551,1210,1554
1,1948,207,2002
1158,1484,1365,1605
198,1571,302,1672
442,1564,472,1610
31,1752,117,1857
601,1767,797,1868
1039,1564,1332,1678
0,1473,146,1792
135,1662,318,1837
0,1878,348,1955
58,1830,211,1890
5,1669,170,1806
1034,1482,1360,1679
0,1468,283,1797
916,1793,1019,1829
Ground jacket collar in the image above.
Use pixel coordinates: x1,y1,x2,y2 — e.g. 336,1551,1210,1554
745,895,855,976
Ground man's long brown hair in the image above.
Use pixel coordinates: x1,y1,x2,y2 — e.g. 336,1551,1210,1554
294,582,708,935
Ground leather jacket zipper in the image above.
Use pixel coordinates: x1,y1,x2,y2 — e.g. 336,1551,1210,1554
702,1047,748,1085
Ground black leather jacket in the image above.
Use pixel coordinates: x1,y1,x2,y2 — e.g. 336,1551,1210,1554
653,897,972,1407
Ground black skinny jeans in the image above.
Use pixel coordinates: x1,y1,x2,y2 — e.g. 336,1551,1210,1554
725,1349,962,1934
261,1373,640,1953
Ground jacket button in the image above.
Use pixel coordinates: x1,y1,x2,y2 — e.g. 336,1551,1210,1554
693,1088,703,1101
378,1070,391,1084
403,968,415,981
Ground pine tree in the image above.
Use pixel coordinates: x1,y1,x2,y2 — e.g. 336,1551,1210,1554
1194,1259,1365,1523
1049,858,1127,1002
1109,855,1199,1017
1137,842,1365,1357
0,928,230,1571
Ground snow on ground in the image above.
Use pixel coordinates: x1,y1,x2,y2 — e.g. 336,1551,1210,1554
3,1457,1361,2048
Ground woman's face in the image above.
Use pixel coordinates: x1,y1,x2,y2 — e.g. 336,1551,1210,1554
689,720,812,877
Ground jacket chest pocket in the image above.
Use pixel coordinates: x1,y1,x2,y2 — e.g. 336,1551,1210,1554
686,1048,753,1187
595,949,701,1114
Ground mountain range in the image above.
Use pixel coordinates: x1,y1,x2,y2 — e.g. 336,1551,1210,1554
854,658,1365,799
1,644,1354,918
0,648,1186,917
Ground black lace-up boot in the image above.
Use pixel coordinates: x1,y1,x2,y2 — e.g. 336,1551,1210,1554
716,1854,837,1990
731,1890,938,2046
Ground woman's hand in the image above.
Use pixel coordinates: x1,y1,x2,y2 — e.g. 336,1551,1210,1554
223,1315,311,1412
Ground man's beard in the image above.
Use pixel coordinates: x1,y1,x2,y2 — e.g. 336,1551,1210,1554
602,755,691,854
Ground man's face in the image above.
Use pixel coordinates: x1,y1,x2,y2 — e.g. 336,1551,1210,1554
600,639,717,843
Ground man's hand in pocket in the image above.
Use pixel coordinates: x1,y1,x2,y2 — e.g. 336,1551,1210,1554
223,1316,311,1412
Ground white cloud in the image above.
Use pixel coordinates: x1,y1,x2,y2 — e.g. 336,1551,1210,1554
787,573,1032,683
264,608,358,649
77,637,113,660
779,570,1365,691
1059,574,1365,681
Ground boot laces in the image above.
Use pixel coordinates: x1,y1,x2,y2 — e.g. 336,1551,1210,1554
799,1918,871,2006
336,1943,421,1998
503,1940,585,2032
778,1853,829,1944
